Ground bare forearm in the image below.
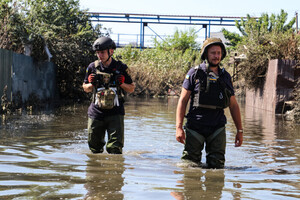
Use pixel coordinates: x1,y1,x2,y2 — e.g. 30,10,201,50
175,88,191,144
229,96,243,146
230,105,242,130
229,96,243,130
120,82,135,93
176,100,187,129
176,88,191,129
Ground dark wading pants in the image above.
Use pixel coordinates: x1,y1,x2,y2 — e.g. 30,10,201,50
88,115,124,154
182,126,226,168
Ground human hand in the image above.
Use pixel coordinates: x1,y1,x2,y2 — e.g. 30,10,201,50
88,73,96,85
176,127,186,144
235,131,243,147
116,74,125,85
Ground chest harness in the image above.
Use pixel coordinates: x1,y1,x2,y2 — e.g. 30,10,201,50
192,65,231,109
92,60,124,109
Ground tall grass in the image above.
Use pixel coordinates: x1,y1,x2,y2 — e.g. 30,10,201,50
115,45,202,96
114,28,203,97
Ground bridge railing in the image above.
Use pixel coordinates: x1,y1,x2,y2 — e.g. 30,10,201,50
88,12,248,49
110,33,168,48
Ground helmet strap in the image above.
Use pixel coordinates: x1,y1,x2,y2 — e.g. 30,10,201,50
101,49,112,67
106,49,111,62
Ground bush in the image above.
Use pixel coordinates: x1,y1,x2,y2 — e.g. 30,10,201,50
115,45,202,96
114,28,203,97
237,32,300,89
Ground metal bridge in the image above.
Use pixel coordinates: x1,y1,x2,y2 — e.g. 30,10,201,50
87,12,245,49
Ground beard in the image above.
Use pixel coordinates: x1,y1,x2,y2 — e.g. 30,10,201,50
208,60,220,67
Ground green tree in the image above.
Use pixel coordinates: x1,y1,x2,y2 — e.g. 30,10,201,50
231,10,298,89
21,0,103,99
236,10,295,39
154,28,200,53
221,28,242,49
115,29,202,96
222,9,296,49
0,0,27,53
1,0,110,100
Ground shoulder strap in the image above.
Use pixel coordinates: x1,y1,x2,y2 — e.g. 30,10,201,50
193,65,207,84
94,60,100,68
192,65,206,107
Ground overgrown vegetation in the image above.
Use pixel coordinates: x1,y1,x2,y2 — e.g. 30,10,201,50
0,0,109,101
1,2,299,122
115,28,202,96
222,9,300,122
222,10,299,89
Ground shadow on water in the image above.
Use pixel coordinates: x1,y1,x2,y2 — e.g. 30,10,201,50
0,97,299,199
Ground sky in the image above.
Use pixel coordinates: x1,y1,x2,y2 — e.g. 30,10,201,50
79,0,299,46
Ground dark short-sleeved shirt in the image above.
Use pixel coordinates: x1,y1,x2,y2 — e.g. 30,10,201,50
84,58,133,120
182,62,234,128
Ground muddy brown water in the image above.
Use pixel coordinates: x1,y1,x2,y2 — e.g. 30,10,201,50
0,97,299,200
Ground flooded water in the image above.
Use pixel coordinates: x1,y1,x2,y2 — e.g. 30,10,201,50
0,97,299,200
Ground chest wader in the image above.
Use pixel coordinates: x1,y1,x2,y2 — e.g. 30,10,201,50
182,65,229,168
182,126,226,168
88,115,124,154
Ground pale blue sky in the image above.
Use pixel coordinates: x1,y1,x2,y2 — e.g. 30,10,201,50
80,0,299,46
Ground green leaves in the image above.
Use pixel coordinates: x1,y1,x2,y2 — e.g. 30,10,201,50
114,29,202,96
235,9,295,39
154,28,200,53
221,28,242,49
223,10,299,89
0,0,111,99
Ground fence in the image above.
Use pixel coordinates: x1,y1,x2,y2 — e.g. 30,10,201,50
0,48,57,104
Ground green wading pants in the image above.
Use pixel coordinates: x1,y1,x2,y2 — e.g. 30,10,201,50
182,126,226,168
88,115,124,154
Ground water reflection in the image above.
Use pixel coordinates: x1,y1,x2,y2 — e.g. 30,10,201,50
171,169,225,200
244,103,300,171
245,104,276,144
0,98,299,199
84,154,125,200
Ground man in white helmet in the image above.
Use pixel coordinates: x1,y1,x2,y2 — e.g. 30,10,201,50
176,38,243,168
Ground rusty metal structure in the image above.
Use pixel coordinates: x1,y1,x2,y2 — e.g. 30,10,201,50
246,59,299,114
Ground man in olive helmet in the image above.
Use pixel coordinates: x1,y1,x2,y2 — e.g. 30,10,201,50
83,37,135,154
176,38,243,168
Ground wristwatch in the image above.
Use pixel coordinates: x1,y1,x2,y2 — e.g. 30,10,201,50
238,129,243,133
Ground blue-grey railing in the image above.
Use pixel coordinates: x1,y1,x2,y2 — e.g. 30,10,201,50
87,12,246,49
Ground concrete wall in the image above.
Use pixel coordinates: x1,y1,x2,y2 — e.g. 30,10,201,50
0,48,57,103
246,59,299,114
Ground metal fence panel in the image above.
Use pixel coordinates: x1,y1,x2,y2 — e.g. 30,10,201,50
12,53,57,102
0,48,57,105
0,49,13,101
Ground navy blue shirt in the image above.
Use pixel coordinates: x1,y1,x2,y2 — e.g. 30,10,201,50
182,63,234,128
84,58,133,120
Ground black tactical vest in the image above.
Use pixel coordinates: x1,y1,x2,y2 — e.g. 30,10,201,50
192,66,231,109
92,60,125,107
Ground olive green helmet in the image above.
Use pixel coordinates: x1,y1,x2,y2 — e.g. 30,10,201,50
200,38,226,60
